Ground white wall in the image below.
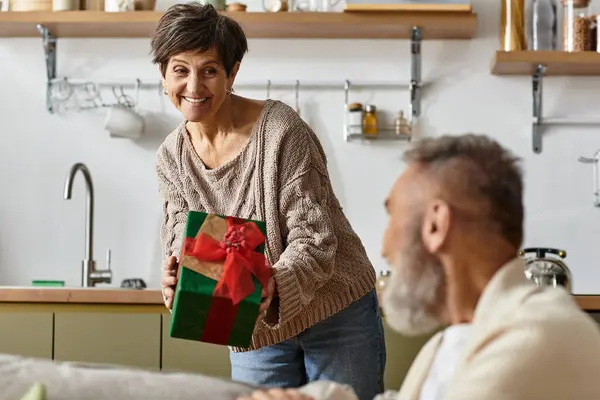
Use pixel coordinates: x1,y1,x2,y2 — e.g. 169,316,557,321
1,0,600,292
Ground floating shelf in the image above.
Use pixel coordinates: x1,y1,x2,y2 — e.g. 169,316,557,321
0,10,477,39
491,51,600,76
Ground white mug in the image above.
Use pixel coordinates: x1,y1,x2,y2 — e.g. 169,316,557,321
104,105,144,139
104,0,134,11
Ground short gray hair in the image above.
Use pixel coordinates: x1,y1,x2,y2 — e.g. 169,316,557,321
151,3,248,77
403,134,524,248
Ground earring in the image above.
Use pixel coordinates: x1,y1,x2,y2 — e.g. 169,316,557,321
163,88,167,95
226,87,232,95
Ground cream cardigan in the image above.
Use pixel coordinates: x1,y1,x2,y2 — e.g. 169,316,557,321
398,257,600,400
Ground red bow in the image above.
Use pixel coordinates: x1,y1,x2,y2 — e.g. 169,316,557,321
186,217,270,305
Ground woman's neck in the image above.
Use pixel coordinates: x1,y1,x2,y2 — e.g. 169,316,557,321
186,96,236,144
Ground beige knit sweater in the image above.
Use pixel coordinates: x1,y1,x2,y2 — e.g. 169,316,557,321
156,99,376,352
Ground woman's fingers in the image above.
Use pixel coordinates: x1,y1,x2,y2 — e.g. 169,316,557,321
259,297,272,314
163,255,178,270
161,256,179,311
161,275,177,288
162,286,175,310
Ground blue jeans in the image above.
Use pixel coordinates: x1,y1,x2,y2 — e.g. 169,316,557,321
230,289,386,400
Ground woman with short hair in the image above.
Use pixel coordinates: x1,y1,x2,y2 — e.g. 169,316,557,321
152,4,385,400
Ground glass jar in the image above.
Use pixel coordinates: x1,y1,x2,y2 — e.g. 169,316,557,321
394,110,411,137
527,0,558,50
592,14,600,52
347,102,363,136
363,104,378,136
562,0,592,51
500,0,527,51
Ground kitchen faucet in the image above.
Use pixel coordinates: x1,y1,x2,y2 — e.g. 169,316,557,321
63,163,112,287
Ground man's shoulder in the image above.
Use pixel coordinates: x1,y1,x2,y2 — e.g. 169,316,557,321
449,289,600,398
516,287,594,327
478,286,600,361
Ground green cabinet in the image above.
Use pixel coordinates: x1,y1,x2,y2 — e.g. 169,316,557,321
0,312,53,359
53,312,161,370
0,307,430,391
383,320,435,390
161,313,231,378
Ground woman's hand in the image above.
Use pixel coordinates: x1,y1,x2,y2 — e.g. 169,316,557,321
237,388,314,400
161,255,178,311
257,266,277,322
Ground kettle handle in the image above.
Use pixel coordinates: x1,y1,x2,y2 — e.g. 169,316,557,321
518,247,567,259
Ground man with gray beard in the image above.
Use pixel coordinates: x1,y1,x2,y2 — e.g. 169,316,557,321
241,133,600,400
379,133,600,400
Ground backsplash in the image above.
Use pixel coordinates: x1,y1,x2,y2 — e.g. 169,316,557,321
1,0,600,292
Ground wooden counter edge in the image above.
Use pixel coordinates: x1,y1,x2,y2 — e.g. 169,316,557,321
0,288,599,311
0,287,164,305
575,295,600,311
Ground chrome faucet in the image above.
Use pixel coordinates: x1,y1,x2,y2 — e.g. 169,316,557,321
63,163,112,287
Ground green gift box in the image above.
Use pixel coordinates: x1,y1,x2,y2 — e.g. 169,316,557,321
169,211,270,348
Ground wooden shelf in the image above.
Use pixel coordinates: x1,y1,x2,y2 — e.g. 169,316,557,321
491,51,600,76
0,10,477,39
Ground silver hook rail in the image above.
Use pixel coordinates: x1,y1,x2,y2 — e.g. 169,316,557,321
36,23,423,134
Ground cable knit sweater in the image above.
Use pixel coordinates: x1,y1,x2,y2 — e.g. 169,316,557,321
156,99,376,352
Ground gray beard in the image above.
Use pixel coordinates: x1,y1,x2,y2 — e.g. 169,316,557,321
381,250,444,337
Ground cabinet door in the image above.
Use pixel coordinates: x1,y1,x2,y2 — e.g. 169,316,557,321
54,312,161,370
161,313,231,377
0,312,53,359
383,320,434,390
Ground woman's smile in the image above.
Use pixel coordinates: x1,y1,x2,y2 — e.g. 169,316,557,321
182,96,210,105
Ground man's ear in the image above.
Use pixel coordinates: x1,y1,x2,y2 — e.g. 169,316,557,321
421,199,451,253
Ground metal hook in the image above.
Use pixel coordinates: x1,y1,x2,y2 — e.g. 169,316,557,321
120,86,132,107
343,80,351,142
578,149,600,207
295,80,300,114
343,79,351,109
134,79,141,110
112,85,134,107
111,85,119,103
266,80,271,99
52,77,73,103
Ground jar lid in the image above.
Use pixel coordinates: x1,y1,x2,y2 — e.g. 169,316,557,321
366,104,377,112
348,102,363,111
561,0,590,7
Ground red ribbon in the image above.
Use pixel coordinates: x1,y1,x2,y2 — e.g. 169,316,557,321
185,216,270,305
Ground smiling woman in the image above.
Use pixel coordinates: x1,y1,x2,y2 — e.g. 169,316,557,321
151,5,247,124
150,4,386,400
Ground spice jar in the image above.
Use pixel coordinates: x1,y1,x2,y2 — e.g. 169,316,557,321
500,0,527,51
394,110,411,137
363,104,378,136
562,0,592,51
347,103,363,136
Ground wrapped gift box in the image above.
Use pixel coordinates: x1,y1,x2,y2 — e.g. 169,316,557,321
169,211,270,348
